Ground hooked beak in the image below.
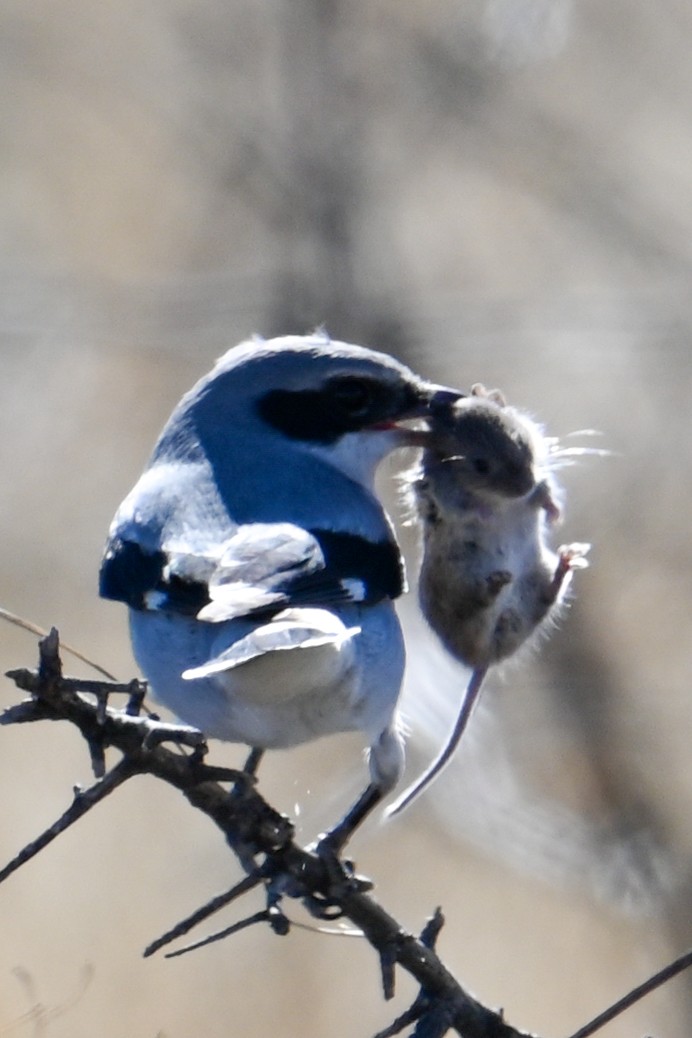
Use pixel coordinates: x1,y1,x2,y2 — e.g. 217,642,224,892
392,381,465,447
428,386,466,411
415,382,466,417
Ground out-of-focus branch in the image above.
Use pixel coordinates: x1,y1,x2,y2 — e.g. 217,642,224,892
1,628,532,1038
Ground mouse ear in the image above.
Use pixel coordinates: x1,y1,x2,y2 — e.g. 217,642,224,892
471,382,507,406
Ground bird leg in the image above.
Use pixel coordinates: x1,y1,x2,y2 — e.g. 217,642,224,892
315,782,384,857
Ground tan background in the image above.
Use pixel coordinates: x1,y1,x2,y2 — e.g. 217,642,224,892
0,2,690,1035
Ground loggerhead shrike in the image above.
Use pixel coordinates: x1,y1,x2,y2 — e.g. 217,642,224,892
100,333,461,849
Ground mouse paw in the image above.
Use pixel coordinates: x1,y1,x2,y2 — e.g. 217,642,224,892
531,479,562,523
558,542,591,569
485,569,513,599
551,542,591,597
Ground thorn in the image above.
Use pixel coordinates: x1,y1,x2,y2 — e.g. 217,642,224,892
420,908,444,949
163,910,270,959
0,759,135,885
86,737,106,779
125,679,148,716
143,872,265,958
379,943,397,1000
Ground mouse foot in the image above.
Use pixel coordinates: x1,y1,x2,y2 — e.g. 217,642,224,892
470,569,512,607
550,542,591,598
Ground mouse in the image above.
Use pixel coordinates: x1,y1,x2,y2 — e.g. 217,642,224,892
387,385,590,816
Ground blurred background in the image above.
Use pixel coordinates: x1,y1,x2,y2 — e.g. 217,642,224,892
0,1,691,1035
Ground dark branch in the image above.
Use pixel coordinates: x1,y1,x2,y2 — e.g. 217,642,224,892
3,629,688,1038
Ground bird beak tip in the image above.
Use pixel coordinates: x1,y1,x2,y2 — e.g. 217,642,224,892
428,385,465,408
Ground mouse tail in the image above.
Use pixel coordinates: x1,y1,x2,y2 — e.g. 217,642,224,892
385,666,489,818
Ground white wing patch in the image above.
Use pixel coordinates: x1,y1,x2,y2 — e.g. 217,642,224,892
190,522,328,623
182,607,361,679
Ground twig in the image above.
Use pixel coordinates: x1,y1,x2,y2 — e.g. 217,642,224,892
143,872,265,958
0,758,135,884
164,909,275,959
4,629,686,1038
372,912,450,1037
0,605,117,680
566,946,692,1038
2,630,531,1037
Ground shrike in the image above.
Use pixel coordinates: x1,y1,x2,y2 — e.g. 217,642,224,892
100,333,460,848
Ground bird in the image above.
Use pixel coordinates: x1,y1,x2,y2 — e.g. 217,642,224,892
100,332,461,850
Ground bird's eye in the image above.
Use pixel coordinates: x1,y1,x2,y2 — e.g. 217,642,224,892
329,377,376,418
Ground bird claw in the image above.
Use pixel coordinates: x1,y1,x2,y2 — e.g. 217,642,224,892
300,836,373,919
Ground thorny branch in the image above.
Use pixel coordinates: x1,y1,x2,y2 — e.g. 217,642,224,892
1,629,689,1038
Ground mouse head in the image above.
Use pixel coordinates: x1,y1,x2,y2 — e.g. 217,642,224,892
424,395,538,503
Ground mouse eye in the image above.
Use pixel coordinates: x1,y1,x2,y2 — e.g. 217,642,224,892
471,456,491,476
329,377,376,418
